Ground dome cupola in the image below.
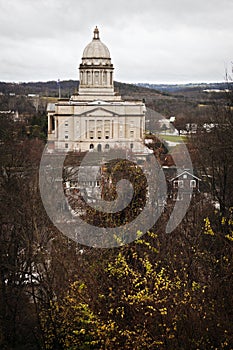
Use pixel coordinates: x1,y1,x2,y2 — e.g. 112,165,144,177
78,27,115,96
82,26,111,60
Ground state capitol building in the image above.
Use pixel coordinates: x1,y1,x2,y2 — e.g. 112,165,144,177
47,27,146,152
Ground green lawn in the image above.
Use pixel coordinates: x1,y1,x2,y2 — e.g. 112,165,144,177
158,134,187,143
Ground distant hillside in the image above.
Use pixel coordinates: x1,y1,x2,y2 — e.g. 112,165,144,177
1,80,231,121
114,81,173,102
0,80,78,97
136,82,233,93
0,80,175,103
1,79,232,101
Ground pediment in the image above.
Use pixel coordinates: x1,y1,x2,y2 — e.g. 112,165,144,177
85,107,118,117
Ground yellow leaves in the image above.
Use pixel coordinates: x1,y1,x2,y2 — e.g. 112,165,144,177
203,212,233,244
70,280,86,293
202,286,207,293
98,293,105,300
39,281,104,349
73,328,86,335
115,306,125,318
203,217,215,236
192,281,201,291
113,234,125,246
156,341,165,345
107,253,131,278
146,305,157,313
141,256,153,274
228,218,233,225
221,215,233,228
168,333,175,339
136,230,142,238
159,307,167,315
41,227,221,350
147,231,158,239
135,232,159,253
225,231,233,242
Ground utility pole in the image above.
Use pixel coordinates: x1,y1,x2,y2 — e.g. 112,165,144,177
58,79,61,99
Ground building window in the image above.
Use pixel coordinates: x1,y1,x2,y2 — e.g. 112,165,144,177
105,144,110,150
174,180,183,188
90,144,94,149
65,121,68,127
130,130,134,138
190,180,196,188
51,116,55,130
183,174,187,179
130,143,133,149
65,143,68,149
104,120,110,139
105,129,110,139
65,135,68,139
97,120,102,139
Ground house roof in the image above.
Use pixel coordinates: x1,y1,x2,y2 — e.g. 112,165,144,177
170,170,201,182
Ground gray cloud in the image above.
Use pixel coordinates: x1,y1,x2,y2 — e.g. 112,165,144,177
0,0,232,83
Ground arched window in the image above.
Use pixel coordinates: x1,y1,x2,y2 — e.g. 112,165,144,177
97,144,102,152
105,144,110,150
90,144,94,149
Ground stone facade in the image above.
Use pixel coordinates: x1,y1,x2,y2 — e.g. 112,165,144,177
47,27,146,152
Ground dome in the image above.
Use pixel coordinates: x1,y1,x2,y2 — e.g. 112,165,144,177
82,27,111,59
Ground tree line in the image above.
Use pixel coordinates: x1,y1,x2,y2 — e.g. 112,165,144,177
0,90,233,349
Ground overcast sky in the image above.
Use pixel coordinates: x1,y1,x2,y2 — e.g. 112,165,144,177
0,0,232,84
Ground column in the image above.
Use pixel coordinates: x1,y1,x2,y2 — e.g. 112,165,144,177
55,117,58,139
100,71,102,86
48,114,51,133
111,119,113,139
110,72,113,86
